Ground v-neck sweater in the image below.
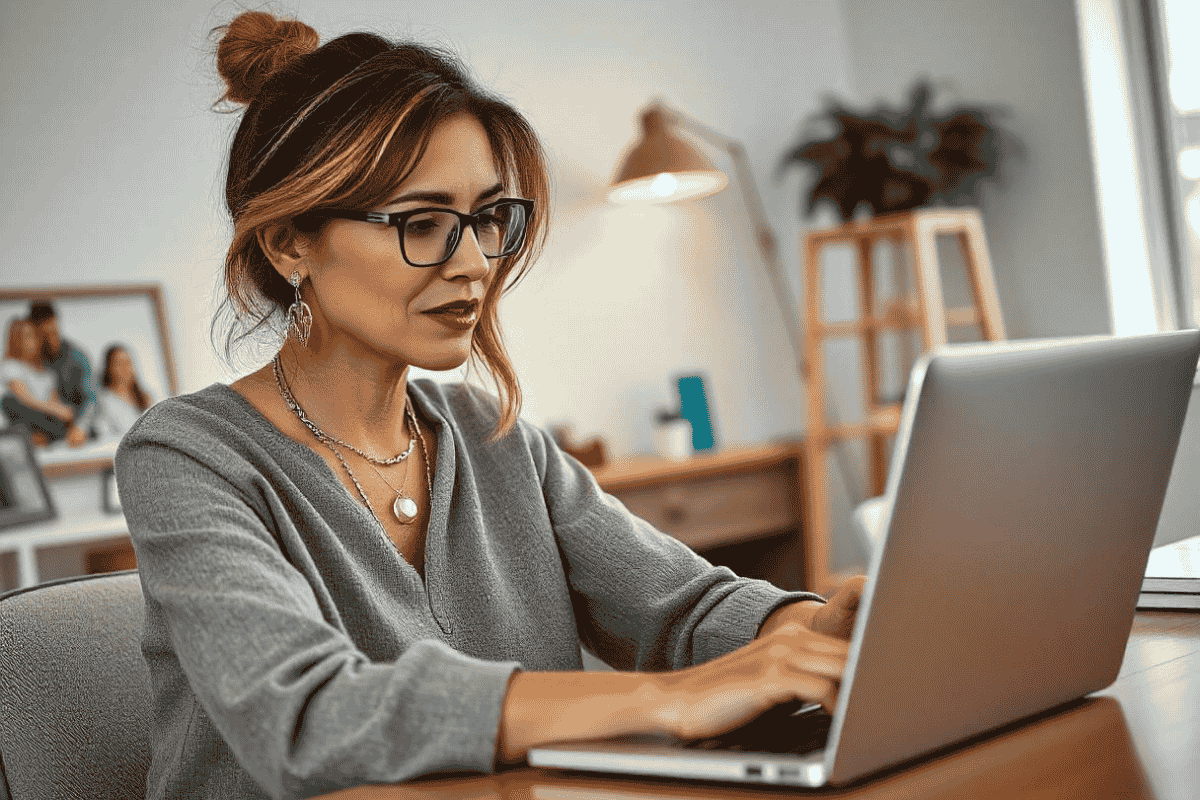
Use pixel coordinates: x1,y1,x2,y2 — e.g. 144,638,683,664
114,380,822,799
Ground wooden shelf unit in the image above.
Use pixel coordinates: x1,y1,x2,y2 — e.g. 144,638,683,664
802,208,1005,576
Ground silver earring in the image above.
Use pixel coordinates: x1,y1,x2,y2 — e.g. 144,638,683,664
287,271,312,346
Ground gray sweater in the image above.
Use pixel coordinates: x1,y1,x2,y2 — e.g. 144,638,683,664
115,380,821,799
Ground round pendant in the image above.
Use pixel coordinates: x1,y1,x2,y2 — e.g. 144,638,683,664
393,495,419,523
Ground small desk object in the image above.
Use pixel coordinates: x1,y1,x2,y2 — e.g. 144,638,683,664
587,443,818,592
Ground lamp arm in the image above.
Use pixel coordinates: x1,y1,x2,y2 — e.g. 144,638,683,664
651,104,803,376
653,101,866,505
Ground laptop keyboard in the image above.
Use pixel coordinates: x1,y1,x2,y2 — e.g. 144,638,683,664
682,700,832,756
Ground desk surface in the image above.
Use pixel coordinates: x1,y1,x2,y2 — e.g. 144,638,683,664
588,442,802,494
321,611,1200,800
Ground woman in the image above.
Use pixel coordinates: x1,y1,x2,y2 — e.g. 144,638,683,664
92,344,152,439
115,11,863,799
1,317,79,446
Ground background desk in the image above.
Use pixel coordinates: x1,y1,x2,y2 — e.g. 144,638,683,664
321,610,1200,799
588,443,819,591
0,511,128,589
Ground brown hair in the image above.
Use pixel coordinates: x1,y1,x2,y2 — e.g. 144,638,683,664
212,11,549,439
4,318,33,361
101,345,151,411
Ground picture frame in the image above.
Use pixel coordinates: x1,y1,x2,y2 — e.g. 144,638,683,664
0,428,57,531
0,284,178,479
101,467,122,515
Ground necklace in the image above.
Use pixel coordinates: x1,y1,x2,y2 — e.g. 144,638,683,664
396,411,433,524
273,354,413,466
272,355,433,527
364,413,421,523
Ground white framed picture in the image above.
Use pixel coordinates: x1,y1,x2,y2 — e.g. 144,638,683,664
0,284,177,479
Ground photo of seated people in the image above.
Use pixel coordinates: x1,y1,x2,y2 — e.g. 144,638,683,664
1,307,93,448
2,303,154,448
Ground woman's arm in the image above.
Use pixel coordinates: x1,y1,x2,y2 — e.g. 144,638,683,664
521,420,829,673
496,622,847,763
6,378,75,421
482,421,854,762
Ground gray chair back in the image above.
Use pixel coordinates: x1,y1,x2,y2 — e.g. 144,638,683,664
0,571,151,800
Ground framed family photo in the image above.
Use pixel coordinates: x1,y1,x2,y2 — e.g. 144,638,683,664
0,428,56,531
0,284,178,479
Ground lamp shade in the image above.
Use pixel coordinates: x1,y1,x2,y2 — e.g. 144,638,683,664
608,106,728,204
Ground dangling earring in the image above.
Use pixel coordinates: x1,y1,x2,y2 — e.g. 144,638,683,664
287,271,312,346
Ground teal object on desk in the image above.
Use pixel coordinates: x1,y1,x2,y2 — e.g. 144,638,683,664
677,375,715,451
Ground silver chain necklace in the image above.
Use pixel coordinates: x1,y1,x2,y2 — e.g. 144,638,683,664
272,355,432,526
274,356,414,466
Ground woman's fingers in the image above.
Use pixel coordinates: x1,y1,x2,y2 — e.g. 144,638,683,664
762,641,845,679
664,627,853,738
794,631,851,654
810,576,866,639
775,653,841,713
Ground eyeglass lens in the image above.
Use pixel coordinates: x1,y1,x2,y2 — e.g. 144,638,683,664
403,201,528,266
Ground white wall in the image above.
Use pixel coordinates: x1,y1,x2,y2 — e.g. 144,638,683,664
840,0,1112,340
0,0,858,461
2,0,876,574
4,0,1137,579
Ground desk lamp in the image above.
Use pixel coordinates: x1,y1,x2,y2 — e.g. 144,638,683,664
608,101,862,503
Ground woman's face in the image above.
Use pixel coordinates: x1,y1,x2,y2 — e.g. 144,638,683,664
299,112,499,372
109,348,135,386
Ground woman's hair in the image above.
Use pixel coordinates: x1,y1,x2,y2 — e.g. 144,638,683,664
101,345,151,411
4,318,32,361
211,11,550,438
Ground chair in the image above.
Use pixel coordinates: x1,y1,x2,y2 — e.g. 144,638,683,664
0,570,152,800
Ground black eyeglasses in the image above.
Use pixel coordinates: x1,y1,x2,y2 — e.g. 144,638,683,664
316,198,534,268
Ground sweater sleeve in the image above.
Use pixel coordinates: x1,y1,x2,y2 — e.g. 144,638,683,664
521,422,824,672
115,428,519,799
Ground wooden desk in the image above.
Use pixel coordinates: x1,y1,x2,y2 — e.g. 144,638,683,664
320,610,1200,800
588,443,817,591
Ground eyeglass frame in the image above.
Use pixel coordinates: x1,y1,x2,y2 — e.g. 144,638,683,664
311,197,535,268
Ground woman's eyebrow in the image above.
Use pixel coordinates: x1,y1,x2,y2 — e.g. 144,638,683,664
387,182,505,207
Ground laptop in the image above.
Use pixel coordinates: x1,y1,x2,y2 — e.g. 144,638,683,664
529,330,1200,787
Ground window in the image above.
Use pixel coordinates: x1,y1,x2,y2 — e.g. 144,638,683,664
1134,0,1200,602
1143,0,1199,327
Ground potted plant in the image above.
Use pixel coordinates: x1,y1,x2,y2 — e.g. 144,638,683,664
778,78,1022,222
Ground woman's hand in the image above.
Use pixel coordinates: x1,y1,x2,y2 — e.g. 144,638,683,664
811,575,866,640
498,579,866,763
757,575,867,642
64,423,87,447
498,627,848,764
654,623,849,740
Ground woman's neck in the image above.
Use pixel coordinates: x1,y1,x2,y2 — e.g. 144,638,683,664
274,341,413,458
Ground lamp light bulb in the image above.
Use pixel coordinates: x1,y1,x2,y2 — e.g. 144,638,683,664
1180,147,1200,181
650,172,679,198
607,171,728,205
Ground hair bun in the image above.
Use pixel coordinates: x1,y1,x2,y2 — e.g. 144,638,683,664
215,11,319,106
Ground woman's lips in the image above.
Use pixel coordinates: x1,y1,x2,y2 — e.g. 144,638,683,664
423,300,478,331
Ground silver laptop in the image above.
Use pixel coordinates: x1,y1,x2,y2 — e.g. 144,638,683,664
530,330,1200,787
